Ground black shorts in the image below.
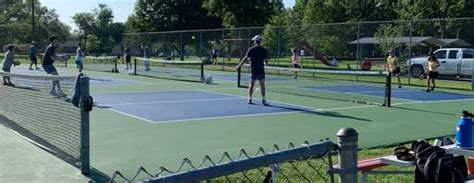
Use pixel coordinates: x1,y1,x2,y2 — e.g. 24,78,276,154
392,67,401,74
30,56,37,64
250,72,265,81
212,54,217,59
125,55,131,63
43,64,57,74
428,71,439,79
293,64,300,68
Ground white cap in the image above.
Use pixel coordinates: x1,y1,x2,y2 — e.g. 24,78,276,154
251,35,262,41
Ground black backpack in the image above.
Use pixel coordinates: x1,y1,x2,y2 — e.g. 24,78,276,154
435,155,466,183
413,140,467,183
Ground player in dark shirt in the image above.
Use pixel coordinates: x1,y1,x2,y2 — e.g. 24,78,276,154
42,35,67,97
236,35,269,105
29,41,39,70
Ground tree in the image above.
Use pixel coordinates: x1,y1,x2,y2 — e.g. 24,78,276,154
300,1,352,57
73,4,123,54
374,24,403,54
109,23,125,46
398,0,466,39
127,0,222,60
262,10,290,58
85,34,100,53
203,0,283,27
0,0,70,49
128,0,221,32
343,0,398,22
72,13,95,36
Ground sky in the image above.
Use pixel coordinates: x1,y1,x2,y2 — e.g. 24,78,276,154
39,0,296,31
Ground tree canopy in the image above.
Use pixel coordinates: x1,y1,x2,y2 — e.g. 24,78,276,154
127,0,222,33
0,0,70,49
202,0,284,27
73,4,125,53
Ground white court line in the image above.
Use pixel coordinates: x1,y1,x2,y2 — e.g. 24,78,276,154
93,87,234,96
292,86,389,99
152,97,474,124
108,108,157,124
155,111,307,124
391,98,474,106
103,89,324,124
101,87,474,124
8,129,55,154
351,89,419,94
199,89,322,111
103,97,240,106
103,96,474,124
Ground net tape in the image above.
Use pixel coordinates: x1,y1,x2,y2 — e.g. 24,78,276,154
239,65,391,106
133,58,204,82
135,58,203,65
83,56,118,72
247,64,388,75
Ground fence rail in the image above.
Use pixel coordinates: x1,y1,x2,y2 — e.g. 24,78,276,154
143,141,336,183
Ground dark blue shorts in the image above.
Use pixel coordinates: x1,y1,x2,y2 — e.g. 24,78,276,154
2,67,11,72
30,56,37,63
392,67,401,74
43,64,57,74
250,73,265,81
428,71,439,79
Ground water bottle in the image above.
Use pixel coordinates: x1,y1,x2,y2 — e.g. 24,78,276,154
456,110,473,148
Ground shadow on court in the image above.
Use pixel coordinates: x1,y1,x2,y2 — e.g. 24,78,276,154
262,103,371,122
391,106,456,117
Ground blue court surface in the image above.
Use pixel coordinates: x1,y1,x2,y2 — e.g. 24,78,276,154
93,90,314,123
213,74,292,82
211,75,239,81
304,85,474,101
89,76,142,86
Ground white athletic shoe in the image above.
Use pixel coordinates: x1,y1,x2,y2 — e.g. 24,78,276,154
56,89,67,97
50,90,60,97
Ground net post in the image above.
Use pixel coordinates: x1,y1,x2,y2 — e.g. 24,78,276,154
114,57,118,73
201,62,204,82
134,58,137,75
237,67,241,87
471,65,473,91
79,76,90,176
385,72,392,107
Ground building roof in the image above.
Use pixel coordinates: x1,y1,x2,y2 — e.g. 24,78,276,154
439,39,471,47
349,37,444,46
62,40,81,47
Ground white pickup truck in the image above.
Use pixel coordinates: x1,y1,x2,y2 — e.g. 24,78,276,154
407,48,474,77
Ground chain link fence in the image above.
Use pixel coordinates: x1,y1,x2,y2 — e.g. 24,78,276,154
122,18,474,90
109,140,337,182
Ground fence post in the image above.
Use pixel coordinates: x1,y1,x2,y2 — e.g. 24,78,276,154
408,21,413,85
337,128,358,183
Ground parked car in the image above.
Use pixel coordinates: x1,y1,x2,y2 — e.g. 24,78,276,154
407,48,474,77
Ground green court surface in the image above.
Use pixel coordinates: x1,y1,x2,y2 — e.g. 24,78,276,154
1,64,473,182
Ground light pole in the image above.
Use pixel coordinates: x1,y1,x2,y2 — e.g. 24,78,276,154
192,35,196,58
31,0,35,41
